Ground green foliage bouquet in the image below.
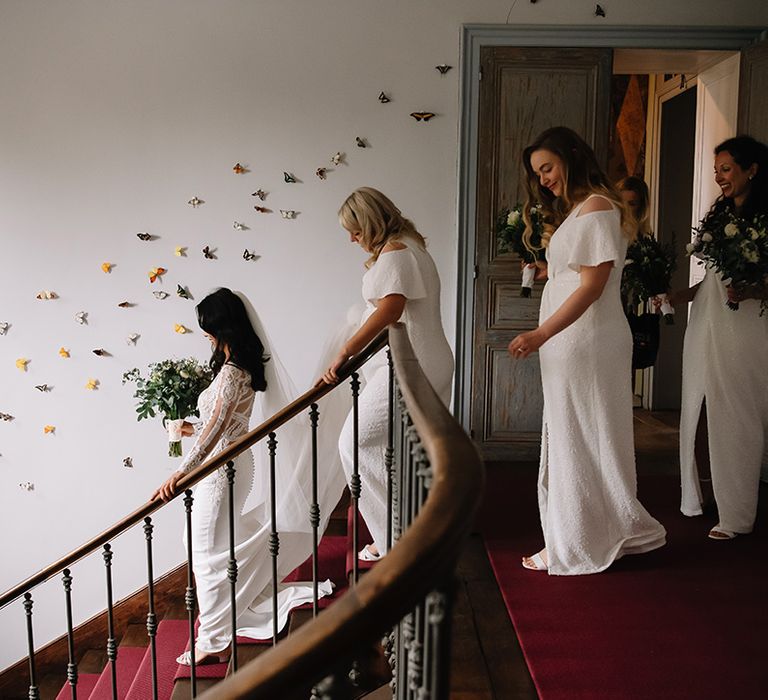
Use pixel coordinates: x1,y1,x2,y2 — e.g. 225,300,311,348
496,204,546,297
688,210,768,314
122,358,213,456
621,233,677,322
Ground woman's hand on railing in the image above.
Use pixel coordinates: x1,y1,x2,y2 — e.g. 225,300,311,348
150,470,184,503
317,350,349,386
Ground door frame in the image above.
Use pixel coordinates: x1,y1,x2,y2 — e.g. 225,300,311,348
455,24,767,428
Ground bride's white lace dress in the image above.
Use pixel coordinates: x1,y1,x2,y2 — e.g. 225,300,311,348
177,363,332,653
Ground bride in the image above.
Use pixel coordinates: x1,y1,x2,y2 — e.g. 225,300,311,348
151,287,347,664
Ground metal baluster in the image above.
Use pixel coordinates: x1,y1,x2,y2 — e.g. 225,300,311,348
225,460,239,671
143,517,159,700
428,587,452,699
349,372,361,584
385,349,395,552
407,601,424,696
62,569,78,699
183,489,197,696
267,434,280,645
392,384,404,544
102,545,118,700
309,404,321,616
23,593,40,700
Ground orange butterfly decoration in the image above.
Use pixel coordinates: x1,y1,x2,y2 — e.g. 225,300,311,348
149,267,167,283
101,262,113,273
44,425,55,434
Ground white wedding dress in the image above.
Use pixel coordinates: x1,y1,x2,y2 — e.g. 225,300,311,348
177,362,339,653
679,266,768,533
537,196,666,575
338,234,454,555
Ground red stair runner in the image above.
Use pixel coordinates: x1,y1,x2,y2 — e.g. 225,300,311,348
88,646,145,700
124,620,189,699
54,673,100,699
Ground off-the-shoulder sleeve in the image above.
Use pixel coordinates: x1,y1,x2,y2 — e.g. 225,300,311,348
365,249,427,304
177,366,242,474
566,210,624,273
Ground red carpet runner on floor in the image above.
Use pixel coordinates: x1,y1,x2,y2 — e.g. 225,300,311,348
481,468,767,700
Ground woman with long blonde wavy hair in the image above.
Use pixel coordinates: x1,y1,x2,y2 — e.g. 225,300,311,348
509,127,665,575
319,187,454,560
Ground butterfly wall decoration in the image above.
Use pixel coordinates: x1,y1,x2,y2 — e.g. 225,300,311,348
283,172,296,183
126,333,140,345
92,348,109,357
378,91,391,103
36,291,57,300
254,206,271,214
410,112,436,122
176,284,191,299
252,189,267,200
243,249,257,261
0,322,8,335
35,384,50,392
188,196,204,207
316,167,327,180
355,137,367,148
280,210,297,219
153,291,169,300
75,311,88,324
85,378,99,390
0,412,14,421
101,262,113,273
19,482,34,491
435,64,452,75
136,232,153,241
123,457,133,468
117,301,133,308
59,347,70,358
202,246,216,259
149,267,167,283
233,221,247,231
43,425,55,434
174,324,189,334
233,163,247,174
16,358,29,371
595,4,606,16
174,246,186,257
331,152,344,166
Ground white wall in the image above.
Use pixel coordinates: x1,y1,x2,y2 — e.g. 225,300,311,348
1,0,766,672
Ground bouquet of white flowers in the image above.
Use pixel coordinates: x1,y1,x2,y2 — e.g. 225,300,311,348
688,209,768,314
496,204,546,297
621,233,677,323
123,358,213,456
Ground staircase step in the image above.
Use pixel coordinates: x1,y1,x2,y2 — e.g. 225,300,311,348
124,620,190,700
345,507,376,577
54,673,100,699
88,646,145,700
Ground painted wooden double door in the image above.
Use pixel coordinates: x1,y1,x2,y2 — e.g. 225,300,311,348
470,43,768,462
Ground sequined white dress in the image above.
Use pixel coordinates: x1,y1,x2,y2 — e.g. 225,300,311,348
177,363,332,653
537,197,666,575
339,235,454,554
679,266,768,532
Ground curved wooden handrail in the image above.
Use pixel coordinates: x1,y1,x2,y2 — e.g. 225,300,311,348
0,332,389,611
197,323,485,699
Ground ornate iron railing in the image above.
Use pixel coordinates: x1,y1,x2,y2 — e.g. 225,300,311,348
0,324,483,699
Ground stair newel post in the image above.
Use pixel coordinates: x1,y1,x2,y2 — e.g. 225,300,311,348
309,403,321,617
143,517,159,700
266,433,280,645
349,371,361,584
23,593,40,700
224,460,239,671
102,544,118,700
61,569,78,699
183,489,197,696
385,347,395,552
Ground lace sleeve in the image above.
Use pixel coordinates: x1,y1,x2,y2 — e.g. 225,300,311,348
177,366,242,475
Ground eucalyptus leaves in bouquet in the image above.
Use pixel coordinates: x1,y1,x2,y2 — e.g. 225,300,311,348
621,233,677,322
122,358,213,456
496,204,546,296
688,209,768,314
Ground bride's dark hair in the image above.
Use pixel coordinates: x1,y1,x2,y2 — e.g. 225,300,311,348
196,288,268,391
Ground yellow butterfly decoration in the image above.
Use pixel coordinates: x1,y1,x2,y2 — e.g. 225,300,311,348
43,425,55,434
174,324,189,334
59,347,70,358
101,262,113,273
174,246,186,257
16,358,29,371
148,267,167,283
85,378,99,390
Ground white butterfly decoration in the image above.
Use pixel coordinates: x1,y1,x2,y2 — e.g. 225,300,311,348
331,152,344,166
280,210,297,219
75,311,88,325
243,249,257,261
19,482,35,491
188,196,203,207
123,457,133,468
153,291,169,300
0,412,14,421
36,290,57,300
0,322,8,335
127,333,140,345
233,221,247,231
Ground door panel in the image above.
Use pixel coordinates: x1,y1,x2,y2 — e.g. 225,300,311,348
738,39,768,142
471,46,612,461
